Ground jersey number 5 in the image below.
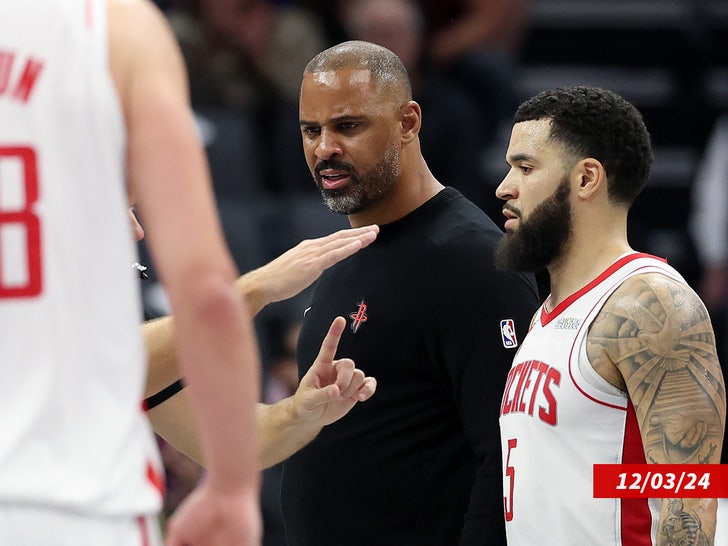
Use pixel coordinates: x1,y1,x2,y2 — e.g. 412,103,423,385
0,146,41,298
504,438,517,522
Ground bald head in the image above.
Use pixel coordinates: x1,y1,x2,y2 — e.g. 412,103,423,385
303,41,412,104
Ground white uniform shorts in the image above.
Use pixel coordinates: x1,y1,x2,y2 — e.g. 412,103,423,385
0,504,162,546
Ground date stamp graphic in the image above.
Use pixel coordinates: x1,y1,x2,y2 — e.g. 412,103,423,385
593,464,728,498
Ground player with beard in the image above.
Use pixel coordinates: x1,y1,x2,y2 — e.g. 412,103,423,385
495,86,725,545
495,175,570,273
278,41,540,545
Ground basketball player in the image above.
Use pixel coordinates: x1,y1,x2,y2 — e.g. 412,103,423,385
0,0,261,544
496,86,725,545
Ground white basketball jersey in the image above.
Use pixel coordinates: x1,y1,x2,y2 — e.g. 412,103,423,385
500,253,690,545
0,0,163,515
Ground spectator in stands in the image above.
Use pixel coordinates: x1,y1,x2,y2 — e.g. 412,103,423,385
413,0,531,149
164,0,327,193
167,0,323,110
338,0,490,210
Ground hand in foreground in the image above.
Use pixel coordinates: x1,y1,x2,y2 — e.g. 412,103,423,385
164,481,261,546
241,225,379,313
293,316,377,427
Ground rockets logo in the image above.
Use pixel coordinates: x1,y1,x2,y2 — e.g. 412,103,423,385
349,300,368,333
500,319,518,348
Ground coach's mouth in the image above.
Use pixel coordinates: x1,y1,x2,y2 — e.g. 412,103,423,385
319,170,351,190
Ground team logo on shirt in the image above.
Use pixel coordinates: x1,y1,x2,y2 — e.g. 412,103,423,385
349,300,368,333
500,319,518,348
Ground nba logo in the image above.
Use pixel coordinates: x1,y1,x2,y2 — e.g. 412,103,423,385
500,319,518,348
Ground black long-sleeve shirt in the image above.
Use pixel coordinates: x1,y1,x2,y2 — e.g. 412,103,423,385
281,188,540,545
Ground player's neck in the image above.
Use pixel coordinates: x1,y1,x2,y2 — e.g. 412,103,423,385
547,228,631,310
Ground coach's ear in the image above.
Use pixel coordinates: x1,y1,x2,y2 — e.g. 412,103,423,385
400,100,421,144
574,157,606,200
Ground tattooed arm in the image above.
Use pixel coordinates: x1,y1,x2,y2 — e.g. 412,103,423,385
587,273,726,545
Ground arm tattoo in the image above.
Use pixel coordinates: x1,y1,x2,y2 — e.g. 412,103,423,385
587,275,725,465
660,499,711,546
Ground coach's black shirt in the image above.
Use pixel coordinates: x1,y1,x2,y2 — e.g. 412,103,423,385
281,188,540,545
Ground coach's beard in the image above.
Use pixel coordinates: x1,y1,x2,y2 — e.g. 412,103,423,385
495,176,572,273
315,146,399,215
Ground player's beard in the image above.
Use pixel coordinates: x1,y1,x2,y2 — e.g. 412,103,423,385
495,176,572,273
314,143,400,215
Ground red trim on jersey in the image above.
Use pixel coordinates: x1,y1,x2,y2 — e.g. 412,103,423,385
137,516,150,546
147,460,166,497
540,253,666,326
620,401,653,545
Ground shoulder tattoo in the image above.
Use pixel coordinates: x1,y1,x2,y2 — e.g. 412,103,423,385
587,274,725,464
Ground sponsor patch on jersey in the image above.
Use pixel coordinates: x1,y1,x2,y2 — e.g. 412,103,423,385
500,319,518,348
553,317,582,330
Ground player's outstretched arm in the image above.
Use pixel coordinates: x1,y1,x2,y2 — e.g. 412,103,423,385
148,317,376,468
239,225,379,316
143,225,379,399
588,273,725,544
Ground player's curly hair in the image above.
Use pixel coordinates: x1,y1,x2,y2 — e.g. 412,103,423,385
515,86,654,206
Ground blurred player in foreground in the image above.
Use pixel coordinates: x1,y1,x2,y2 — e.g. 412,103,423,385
3,0,263,543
